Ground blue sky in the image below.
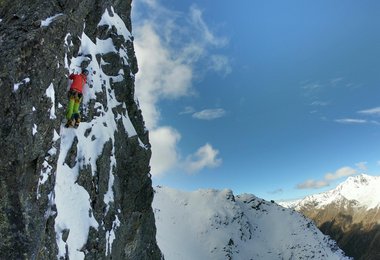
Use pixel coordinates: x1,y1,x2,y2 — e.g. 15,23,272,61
132,0,380,201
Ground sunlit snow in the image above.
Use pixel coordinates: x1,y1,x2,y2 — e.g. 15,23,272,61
45,83,56,119
98,7,132,41
13,77,30,92
154,187,350,260
284,174,380,210
32,124,37,136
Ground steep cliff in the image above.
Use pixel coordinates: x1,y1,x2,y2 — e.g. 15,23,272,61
0,0,162,259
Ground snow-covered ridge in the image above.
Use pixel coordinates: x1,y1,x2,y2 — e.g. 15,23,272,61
153,186,350,260
283,174,380,210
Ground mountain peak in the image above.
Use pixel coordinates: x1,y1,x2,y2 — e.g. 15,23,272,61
286,174,380,211
281,174,380,259
340,173,374,187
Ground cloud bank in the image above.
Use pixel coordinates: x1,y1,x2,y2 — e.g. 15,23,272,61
297,165,363,190
133,0,229,177
358,107,380,116
334,106,380,126
149,127,181,177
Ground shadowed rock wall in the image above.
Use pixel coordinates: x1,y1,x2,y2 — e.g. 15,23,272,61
300,202,380,260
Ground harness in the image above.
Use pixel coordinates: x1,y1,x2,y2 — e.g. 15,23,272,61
68,89,83,100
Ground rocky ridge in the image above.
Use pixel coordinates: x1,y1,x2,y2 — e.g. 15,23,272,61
154,186,350,260
281,174,380,260
0,0,161,259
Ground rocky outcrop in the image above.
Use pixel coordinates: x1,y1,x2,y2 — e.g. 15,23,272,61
0,0,162,259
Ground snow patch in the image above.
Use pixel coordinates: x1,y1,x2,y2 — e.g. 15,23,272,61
79,34,117,56
45,83,56,119
37,160,53,199
122,113,137,137
41,13,63,27
55,129,99,260
32,124,38,136
53,129,60,142
103,154,116,213
13,77,30,92
98,7,132,41
48,147,57,156
96,38,118,54
106,215,121,255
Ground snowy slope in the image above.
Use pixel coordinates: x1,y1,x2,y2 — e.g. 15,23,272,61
51,8,141,260
153,187,350,260
283,174,380,211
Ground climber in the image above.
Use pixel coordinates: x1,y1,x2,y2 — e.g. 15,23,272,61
65,68,89,128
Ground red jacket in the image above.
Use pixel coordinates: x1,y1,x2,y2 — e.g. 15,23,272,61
69,73,87,93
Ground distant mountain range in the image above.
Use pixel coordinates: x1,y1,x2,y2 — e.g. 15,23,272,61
280,174,380,260
153,186,350,260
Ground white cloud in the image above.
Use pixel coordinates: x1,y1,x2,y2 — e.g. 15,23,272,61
335,118,367,124
180,106,195,115
333,107,380,127
150,127,181,177
192,108,226,120
297,165,359,190
185,143,222,173
133,1,227,177
370,120,380,125
330,77,344,86
208,55,232,76
297,179,330,189
324,166,357,180
134,23,193,129
268,188,284,195
335,118,380,126
355,162,367,172
134,1,230,129
358,107,380,116
302,82,323,91
189,5,228,48
311,101,329,106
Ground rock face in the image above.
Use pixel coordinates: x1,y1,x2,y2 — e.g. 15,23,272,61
302,203,380,260
281,174,380,260
0,0,162,259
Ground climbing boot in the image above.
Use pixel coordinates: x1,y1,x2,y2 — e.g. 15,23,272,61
74,117,80,128
65,119,73,128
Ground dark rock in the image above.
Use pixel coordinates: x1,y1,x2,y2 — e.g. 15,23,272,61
64,137,78,168
299,203,380,260
101,52,123,76
62,229,70,242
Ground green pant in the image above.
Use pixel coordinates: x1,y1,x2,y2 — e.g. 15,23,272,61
66,91,82,121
